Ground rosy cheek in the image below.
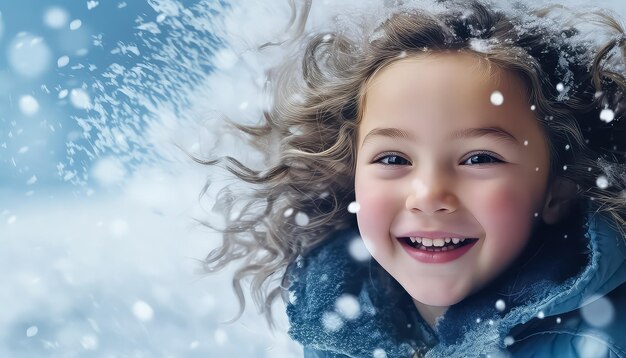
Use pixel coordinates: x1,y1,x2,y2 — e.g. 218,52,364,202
486,187,521,215
355,183,393,240
474,184,532,236
356,192,383,227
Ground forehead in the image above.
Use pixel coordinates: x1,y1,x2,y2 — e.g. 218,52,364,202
358,52,536,142
364,52,503,94
361,52,527,113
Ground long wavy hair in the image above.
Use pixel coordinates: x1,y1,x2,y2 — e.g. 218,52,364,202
199,0,626,326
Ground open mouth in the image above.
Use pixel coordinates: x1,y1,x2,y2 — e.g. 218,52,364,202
400,237,479,252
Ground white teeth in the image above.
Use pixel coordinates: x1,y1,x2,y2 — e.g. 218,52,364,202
408,236,473,249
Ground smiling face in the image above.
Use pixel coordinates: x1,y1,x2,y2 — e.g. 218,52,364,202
354,53,552,311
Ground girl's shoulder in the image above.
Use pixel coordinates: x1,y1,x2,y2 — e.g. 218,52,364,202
505,208,626,357
285,228,430,357
428,205,626,357
284,229,369,306
507,283,626,357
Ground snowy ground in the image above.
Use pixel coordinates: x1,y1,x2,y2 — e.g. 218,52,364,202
0,180,301,357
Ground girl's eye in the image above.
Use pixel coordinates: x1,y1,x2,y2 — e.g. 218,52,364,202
374,154,411,166
461,152,503,165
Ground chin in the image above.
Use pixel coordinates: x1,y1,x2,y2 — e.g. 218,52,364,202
416,295,465,307
406,284,469,307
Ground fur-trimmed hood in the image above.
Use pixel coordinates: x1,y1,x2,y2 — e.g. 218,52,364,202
285,203,626,357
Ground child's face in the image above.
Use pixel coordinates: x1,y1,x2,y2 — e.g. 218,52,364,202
354,53,551,307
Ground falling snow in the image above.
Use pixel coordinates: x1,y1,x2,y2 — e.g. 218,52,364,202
69,88,92,109
347,201,360,213
495,299,506,312
490,91,504,106
335,294,361,320
556,82,564,92
322,311,344,332
9,33,51,78
469,38,491,53
596,175,609,189
289,290,297,304
18,95,39,116
599,108,615,123
132,300,154,322
576,334,609,357
26,175,37,185
295,211,310,226
373,348,388,358
69,19,82,31
44,7,69,29
348,236,371,261
26,326,38,337
214,328,228,345
57,55,70,68
137,22,161,34
580,296,615,327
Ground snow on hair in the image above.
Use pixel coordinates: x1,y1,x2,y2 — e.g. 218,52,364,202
197,0,626,326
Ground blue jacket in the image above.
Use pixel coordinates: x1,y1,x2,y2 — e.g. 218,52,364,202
285,204,626,357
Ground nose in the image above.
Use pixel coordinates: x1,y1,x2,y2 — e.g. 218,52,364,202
405,169,459,214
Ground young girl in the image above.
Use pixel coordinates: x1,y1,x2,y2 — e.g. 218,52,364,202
202,0,626,356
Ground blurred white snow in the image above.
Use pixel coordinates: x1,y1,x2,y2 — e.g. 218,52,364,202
0,169,300,356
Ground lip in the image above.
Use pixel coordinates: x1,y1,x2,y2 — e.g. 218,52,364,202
397,237,478,264
398,230,477,239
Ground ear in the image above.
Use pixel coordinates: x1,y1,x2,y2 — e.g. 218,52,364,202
542,177,579,225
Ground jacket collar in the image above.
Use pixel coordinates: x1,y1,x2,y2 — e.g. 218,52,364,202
286,203,625,356
285,230,425,356
429,203,626,356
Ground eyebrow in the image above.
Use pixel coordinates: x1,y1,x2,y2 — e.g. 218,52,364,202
361,126,519,148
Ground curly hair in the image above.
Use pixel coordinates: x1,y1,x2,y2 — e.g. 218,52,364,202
198,0,626,326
